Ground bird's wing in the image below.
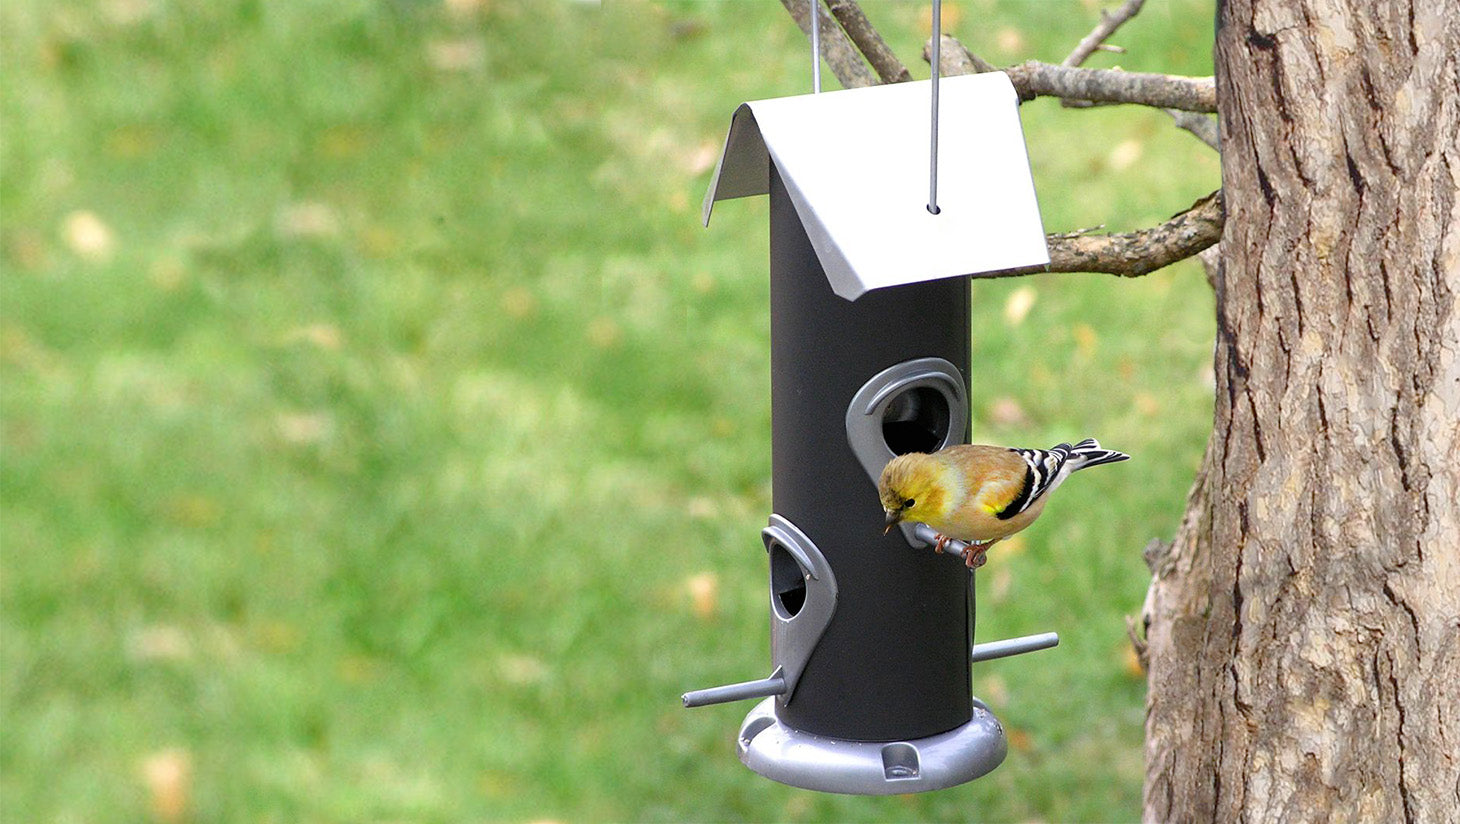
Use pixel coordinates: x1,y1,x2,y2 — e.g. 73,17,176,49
1000,439,1131,519
1000,442,1077,519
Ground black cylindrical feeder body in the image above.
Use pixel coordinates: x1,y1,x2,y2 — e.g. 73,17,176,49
768,164,972,742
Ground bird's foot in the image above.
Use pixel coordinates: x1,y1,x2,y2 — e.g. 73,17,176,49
963,540,992,569
933,534,953,554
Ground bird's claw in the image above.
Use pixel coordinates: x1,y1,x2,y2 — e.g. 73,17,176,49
929,534,991,568
963,544,989,569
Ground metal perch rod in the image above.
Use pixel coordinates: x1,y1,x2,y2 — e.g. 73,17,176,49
971,632,1060,662
682,668,787,708
911,522,974,559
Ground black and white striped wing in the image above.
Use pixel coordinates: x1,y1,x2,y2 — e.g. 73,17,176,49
999,438,1130,520
999,443,1075,519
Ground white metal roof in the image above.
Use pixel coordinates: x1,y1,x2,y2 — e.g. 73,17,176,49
703,72,1049,300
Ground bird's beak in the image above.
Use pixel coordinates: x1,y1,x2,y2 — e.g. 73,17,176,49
883,509,902,534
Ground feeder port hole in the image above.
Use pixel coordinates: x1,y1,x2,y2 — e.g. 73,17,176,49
881,385,952,455
768,542,808,619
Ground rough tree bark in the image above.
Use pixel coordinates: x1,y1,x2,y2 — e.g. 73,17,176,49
1143,1,1460,821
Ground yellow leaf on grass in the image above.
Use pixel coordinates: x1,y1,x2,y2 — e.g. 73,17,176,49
1109,138,1145,171
979,673,1008,706
995,28,1024,55
275,202,339,240
276,412,333,446
1134,392,1160,417
996,533,1027,557
1006,726,1034,753
127,625,192,663
686,142,719,176
282,324,342,350
141,749,192,823
1073,323,1099,357
498,653,548,686
988,565,1013,605
62,210,115,262
428,38,485,72
686,496,718,519
1003,285,1037,326
686,572,719,620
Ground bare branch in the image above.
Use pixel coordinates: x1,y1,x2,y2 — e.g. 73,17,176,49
1063,0,1147,67
778,0,879,89
926,36,1216,113
1057,0,1223,145
1006,61,1217,113
1166,109,1221,150
826,1,911,84
924,34,997,76
984,190,1225,279
1061,0,1147,108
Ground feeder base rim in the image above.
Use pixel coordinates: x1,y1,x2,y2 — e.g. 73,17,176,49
735,697,1007,795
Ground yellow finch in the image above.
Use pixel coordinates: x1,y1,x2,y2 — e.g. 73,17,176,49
879,438,1129,567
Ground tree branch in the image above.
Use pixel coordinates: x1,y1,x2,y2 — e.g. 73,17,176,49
984,190,1225,279
826,1,911,84
1061,0,1148,108
777,0,878,89
923,37,1217,113
1057,3,1222,147
1063,0,1147,68
1166,109,1221,150
1005,60,1217,113
929,33,997,76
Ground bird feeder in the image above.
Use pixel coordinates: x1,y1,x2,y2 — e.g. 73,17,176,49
681,72,1060,795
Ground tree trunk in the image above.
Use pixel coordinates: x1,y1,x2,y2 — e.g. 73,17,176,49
1144,1,1460,821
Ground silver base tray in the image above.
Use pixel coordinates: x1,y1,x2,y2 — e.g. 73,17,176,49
736,697,1007,795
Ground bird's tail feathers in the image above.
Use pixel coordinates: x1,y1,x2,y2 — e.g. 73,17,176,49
1009,438,1130,507
1067,437,1131,471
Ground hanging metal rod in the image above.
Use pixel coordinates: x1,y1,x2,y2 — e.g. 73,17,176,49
810,0,822,93
928,0,942,214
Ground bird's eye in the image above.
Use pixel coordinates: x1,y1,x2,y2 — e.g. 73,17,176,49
903,498,916,509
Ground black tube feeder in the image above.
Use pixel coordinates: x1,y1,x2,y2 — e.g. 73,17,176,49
684,74,1054,794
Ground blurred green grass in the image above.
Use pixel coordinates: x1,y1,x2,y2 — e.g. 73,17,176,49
1,0,1216,820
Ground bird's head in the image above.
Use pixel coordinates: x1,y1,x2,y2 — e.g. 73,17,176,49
877,452,951,533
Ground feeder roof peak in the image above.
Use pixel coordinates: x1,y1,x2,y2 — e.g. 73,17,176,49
703,72,1049,300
